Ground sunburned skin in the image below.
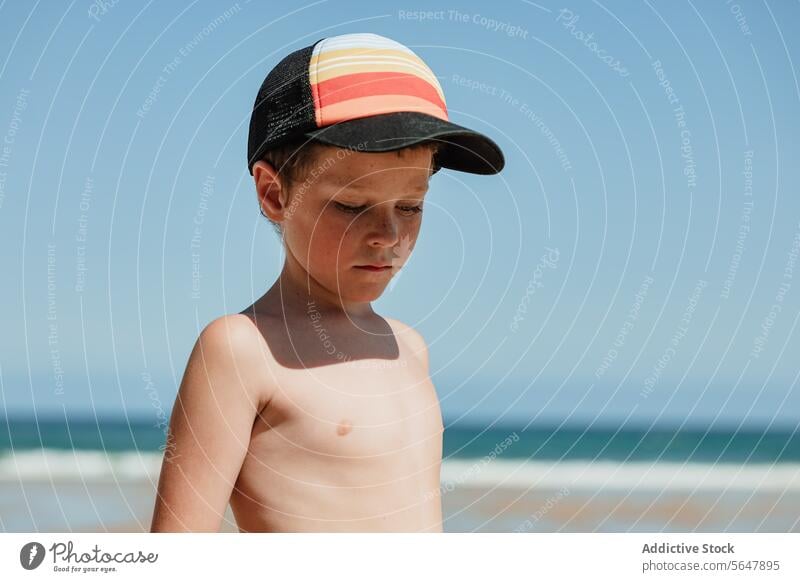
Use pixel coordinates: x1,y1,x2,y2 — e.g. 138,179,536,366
151,144,444,532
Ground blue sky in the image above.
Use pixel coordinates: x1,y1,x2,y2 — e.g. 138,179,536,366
1,0,799,429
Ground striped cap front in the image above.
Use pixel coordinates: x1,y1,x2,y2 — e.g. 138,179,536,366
308,33,448,128
247,32,504,175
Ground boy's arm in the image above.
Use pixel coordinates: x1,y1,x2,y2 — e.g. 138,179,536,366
150,315,269,532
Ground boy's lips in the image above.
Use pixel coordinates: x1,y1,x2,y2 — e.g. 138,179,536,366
354,264,393,271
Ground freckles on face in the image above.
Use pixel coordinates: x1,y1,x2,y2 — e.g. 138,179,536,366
316,194,423,274
283,146,432,298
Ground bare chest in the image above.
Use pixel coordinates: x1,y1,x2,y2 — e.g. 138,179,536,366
252,360,443,462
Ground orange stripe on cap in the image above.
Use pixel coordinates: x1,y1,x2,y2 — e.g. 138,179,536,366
309,33,448,128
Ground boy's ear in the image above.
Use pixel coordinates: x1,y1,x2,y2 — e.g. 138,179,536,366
252,161,288,221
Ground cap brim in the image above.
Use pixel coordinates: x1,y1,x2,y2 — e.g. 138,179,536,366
303,112,504,175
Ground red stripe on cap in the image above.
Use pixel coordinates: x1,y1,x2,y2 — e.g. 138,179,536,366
315,71,446,114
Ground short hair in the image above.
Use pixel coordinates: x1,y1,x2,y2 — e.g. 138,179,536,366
257,138,442,236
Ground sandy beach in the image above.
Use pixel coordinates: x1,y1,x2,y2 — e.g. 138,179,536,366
3,451,799,532
2,476,797,533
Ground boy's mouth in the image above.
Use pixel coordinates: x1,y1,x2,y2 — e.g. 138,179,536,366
354,264,393,272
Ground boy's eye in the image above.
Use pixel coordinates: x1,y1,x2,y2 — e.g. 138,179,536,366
334,202,366,214
397,205,423,215
333,202,423,215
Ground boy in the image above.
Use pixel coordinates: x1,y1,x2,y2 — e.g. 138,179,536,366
150,32,504,532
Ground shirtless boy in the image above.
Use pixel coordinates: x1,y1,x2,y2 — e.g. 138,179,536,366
150,32,504,532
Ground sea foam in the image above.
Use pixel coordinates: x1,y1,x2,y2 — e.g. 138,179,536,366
2,450,800,491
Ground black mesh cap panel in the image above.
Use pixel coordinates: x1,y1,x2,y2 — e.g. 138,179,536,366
247,41,321,174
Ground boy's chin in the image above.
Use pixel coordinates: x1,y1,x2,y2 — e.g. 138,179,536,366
340,281,393,303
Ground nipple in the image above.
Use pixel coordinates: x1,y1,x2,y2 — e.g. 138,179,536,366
336,419,353,436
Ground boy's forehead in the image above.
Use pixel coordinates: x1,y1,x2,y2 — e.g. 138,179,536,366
317,147,433,189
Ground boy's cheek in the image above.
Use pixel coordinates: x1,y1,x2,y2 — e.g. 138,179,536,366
306,231,351,269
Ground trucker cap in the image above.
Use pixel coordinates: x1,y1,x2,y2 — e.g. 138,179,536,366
247,32,505,176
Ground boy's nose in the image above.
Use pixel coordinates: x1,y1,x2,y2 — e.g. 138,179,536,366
363,207,400,247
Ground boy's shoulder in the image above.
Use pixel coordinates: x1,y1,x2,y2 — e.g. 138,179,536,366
177,313,275,417
194,313,272,374
200,313,264,350
383,317,430,372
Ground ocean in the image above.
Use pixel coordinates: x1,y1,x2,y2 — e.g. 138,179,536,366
2,417,799,462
